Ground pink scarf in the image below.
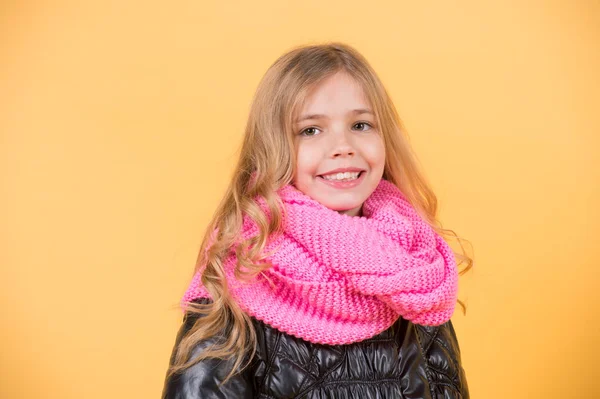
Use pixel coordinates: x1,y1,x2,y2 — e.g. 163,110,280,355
182,178,459,345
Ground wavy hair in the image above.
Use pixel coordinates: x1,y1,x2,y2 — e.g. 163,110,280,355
165,41,474,386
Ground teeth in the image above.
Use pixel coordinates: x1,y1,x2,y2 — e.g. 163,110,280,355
322,171,361,181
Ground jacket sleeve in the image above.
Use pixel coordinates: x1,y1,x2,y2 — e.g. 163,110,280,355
408,318,470,399
426,319,470,398
446,320,470,398
161,302,255,399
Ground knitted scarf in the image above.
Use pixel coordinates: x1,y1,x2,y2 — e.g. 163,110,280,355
181,178,459,345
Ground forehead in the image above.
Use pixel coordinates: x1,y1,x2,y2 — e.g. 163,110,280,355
293,72,372,121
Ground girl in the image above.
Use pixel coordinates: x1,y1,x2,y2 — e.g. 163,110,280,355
162,42,472,398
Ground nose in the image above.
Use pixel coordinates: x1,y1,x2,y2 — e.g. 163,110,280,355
331,130,356,158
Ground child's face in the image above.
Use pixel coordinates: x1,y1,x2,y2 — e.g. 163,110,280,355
292,71,385,217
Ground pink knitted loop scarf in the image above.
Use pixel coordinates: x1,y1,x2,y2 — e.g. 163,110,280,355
182,178,459,345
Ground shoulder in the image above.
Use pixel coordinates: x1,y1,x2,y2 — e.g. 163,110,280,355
394,317,470,398
161,297,259,399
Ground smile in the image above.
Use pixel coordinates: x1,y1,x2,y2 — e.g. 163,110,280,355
317,171,365,188
321,171,362,181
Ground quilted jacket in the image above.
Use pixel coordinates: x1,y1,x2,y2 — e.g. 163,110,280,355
162,297,470,398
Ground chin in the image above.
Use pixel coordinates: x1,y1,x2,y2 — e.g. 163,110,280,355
326,202,360,212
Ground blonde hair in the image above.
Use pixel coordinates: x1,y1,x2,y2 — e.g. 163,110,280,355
165,41,474,386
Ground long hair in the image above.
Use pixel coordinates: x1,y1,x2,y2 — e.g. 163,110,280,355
165,41,474,385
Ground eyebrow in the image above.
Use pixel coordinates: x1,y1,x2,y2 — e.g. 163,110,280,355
294,108,374,124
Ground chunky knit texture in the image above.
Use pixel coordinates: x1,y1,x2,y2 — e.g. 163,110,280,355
181,178,459,345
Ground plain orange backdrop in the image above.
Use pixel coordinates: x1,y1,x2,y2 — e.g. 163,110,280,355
1,1,599,398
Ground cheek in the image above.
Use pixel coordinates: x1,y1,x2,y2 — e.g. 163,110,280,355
365,139,386,166
295,146,320,176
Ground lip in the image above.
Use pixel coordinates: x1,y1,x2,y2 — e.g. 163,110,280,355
317,170,366,189
318,167,365,177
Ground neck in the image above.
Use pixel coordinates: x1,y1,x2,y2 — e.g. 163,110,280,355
337,204,363,217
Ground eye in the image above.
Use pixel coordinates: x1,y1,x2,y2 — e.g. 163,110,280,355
298,122,373,137
299,127,321,137
353,121,373,131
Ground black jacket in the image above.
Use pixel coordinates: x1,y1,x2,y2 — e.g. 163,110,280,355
162,297,469,398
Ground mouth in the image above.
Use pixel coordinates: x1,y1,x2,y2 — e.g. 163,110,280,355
317,170,366,189
316,170,365,182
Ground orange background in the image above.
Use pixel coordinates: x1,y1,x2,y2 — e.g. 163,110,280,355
1,1,599,398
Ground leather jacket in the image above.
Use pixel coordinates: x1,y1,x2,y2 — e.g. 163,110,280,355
162,297,470,398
